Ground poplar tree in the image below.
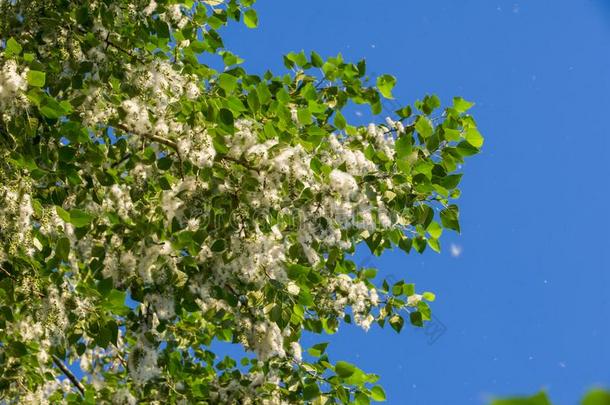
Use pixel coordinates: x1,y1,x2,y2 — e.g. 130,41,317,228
0,1,483,403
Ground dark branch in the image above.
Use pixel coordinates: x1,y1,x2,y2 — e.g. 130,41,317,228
52,355,85,396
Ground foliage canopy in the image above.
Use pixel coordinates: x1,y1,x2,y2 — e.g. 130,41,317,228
0,0,483,403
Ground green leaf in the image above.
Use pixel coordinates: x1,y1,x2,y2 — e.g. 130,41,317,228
465,128,484,148
26,70,46,87
287,51,308,67
376,74,396,99
440,174,463,189
56,238,71,261
396,105,412,118
69,209,93,228
440,204,460,233
307,342,329,357
5,38,22,56
456,141,480,157
297,108,312,125
218,73,238,93
355,392,371,405
395,134,412,160
243,9,258,28
7,341,27,357
39,96,69,119
422,292,436,302
415,116,433,138
389,314,404,333
370,386,387,402
226,96,247,113
219,108,234,127
211,239,226,252
108,289,125,306
582,389,610,405
410,311,424,327
453,97,474,114
426,221,443,239
310,51,324,68
335,361,356,378
403,283,415,296
334,111,346,130
56,206,71,223
303,383,320,400
256,83,272,105
491,391,552,405
422,94,441,114
413,236,427,253
427,238,441,253
157,156,173,171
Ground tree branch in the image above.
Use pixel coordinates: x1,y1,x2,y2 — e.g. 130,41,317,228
115,123,184,178
52,354,85,396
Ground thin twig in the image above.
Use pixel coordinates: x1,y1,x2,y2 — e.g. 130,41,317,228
111,343,128,368
221,155,260,173
111,153,132,168
115,124,184,178
0,264,14,280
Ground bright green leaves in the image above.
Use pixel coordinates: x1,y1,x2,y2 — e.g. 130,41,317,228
26,70,46,87
55,207,93,228
27,90,72,119
302,383,321,401
582,389,610,405
416,94,441,115
5,37,22,56
441,174,463,190
243,9,259,28
370,386,387,402
395,134,412,160
39,98,70,119
376,74,396,99
379,280,436,332
465,127,484,148
426,222,443,253
101,289,129,316
453,96,475,114
297,108,313,125
284,50,308,68
311,51,324,67
415,116,434,138
225,95,247,114
219,50,245,66
307,342,329,358
218,73,238,93
422,291,436,301
492,389,610,405
335,361,357,378
330,360,383,403
298,356,384,403
0,2,487,403
427,221,443,239
490,392,552,405
334,111,347,130
69,209,94,228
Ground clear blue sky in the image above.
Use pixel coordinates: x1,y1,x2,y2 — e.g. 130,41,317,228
219,1,610,403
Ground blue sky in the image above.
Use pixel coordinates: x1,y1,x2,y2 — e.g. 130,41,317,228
219,1,610,404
